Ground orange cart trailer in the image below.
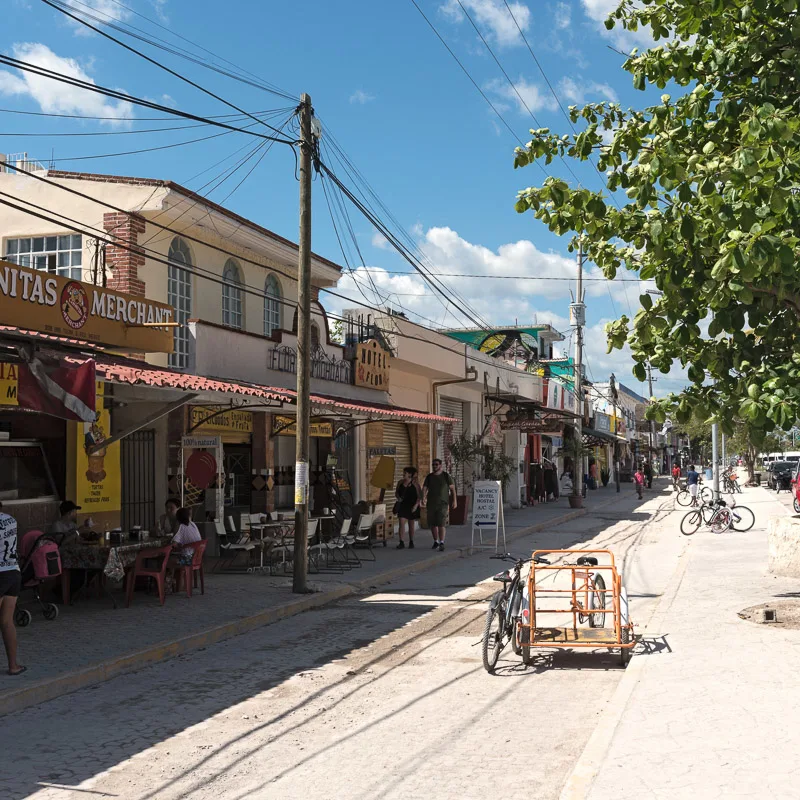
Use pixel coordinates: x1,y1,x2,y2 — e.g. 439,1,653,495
518,549,635,667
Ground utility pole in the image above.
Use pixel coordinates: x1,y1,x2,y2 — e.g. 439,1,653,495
610,373,620,493
571,240,585,498
293,93,313,594
646,361,656,469
711,422,720,500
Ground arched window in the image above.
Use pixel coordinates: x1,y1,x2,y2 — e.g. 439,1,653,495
311,322,321,349
222,259,243,329
167,237,192,369
264,274,282,337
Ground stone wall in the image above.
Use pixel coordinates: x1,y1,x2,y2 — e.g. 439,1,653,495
768,516,800,577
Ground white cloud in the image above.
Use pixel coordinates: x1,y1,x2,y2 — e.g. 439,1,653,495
150,0,169,23
61,0,132,36
349,89,375,105
0,43,134,126
441,0,532,48
371,231,391,250
487,76,556,114
554,2,571,29
559,76,618,105
580,0,658,48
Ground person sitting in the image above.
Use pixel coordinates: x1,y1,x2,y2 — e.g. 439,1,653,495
170,507,202,566
158,498,180,537
51,501,91,543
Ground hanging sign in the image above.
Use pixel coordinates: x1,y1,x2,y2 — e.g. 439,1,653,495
0,362,18,406
354,339,390,389
190,406,253,435
0,259,174,352
272,415,333,438
471,480,506,553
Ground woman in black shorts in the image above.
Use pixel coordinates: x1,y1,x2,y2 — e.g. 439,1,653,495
395,467,421,549
0,504,25,675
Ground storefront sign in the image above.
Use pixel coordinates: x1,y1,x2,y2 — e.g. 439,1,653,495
368,446,396,457
268,345,352,385
0,259,174,352
190,406,253,435
595,412,612,433
0,362,18,406
354,339,390,389
272,415,333,438
68,382,121,514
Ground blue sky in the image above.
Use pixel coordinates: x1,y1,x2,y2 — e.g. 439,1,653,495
2,0,687,395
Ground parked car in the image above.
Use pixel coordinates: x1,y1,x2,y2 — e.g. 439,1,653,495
767,461,794,490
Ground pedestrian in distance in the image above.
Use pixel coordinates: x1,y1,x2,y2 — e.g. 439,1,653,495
643,460,653,489
671,463,681,491
634,466,645,499
422,459,457,552
0,502,25,676
394,467,421,549
687,464,701,506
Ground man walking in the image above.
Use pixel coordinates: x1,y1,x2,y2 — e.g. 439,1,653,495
422,459,456,552
687,464,701,506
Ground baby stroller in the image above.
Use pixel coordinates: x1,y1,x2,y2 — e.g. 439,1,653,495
15,529,62,627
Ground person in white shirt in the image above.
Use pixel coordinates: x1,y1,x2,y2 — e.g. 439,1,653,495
171,507,202,566
0,503,25,675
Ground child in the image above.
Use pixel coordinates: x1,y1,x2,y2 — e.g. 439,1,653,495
634,466,645,499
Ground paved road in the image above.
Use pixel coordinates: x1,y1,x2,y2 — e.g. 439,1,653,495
1,486,684,800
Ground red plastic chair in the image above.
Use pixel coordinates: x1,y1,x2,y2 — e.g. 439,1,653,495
173,540,207,598
125,544,173,607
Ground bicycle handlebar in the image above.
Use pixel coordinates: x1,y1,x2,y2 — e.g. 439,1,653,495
490,553,551,565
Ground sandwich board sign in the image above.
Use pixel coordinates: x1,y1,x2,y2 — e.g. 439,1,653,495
471,480,506,552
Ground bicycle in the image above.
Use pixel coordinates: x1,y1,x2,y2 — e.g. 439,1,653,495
680,498,754,534
676,484,713,506
482,553,550,674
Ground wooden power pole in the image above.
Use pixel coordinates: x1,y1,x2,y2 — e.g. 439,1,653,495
293,93,313,594
571,240,585,498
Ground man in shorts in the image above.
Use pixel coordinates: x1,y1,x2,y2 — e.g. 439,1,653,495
686,464,700,506
0,503,25,675
422,459,457,552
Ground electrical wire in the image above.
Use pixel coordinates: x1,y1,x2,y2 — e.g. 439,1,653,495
41,0,296,137
351,269,641,281
0,107,283,123
0,54,296,145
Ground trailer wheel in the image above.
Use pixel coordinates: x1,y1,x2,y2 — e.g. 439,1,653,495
620,627,632,667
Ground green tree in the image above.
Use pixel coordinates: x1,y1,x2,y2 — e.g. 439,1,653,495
514,0,800,438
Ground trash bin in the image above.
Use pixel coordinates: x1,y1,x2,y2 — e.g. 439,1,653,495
754,472,761,486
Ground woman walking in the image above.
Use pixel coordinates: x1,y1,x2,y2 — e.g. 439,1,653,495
0,503,25,675
395,467,421,549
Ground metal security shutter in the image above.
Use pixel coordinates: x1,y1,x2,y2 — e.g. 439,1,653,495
382,422,412,512
439,397,465,491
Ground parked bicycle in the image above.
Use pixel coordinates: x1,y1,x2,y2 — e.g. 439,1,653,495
722,468,742,494
676,483,713,506
680,498,755,535
482,553,550,674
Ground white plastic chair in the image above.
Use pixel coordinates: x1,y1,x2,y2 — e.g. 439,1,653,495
214,520,256,572
353,513,375,561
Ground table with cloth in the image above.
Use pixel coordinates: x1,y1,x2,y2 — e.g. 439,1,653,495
59,537,172,605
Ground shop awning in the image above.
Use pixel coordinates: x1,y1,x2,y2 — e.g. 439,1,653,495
91,356,456,425
582,427,627,447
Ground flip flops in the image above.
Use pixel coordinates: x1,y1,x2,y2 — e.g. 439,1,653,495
7,666,27,676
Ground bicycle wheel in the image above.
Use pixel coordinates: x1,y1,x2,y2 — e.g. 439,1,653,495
676,490,692,506
710,508,732,534
589,574,606,628
520,625,532,666
620,626,632,667
680,509,702,535
730,505,755,532
482,592,506,674
509,584,522,655
699,486,713,504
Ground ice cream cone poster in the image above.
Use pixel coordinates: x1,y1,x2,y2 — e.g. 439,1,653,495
69,381,121,513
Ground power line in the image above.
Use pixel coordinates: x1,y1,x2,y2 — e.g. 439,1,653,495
0,54,296,146
0,106,283,123
41,0,296,136
351,269,640,281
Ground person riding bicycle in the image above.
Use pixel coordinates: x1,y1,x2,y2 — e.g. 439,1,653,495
686,464,700,506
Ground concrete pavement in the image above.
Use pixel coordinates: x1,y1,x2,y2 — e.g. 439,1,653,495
0,482,676,800
564,485,800,800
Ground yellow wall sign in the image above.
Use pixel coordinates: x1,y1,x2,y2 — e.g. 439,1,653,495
0,362,18,406
272,415,333,438
190,406,253,435
0,259,174,353
68,382,121,514
355,339,390,389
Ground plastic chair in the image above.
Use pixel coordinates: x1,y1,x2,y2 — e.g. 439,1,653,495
126,544,173,607
214,520,255,572
353,513,375,561
173,540,207,598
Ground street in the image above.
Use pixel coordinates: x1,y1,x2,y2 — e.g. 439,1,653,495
2,485,685,800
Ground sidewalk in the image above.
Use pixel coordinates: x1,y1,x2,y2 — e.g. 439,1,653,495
564,485,800,799
1,487,625,716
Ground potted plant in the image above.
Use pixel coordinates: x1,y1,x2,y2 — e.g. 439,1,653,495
446,431,481,525
601,467,610,487
482,447,517,501
558,436,592,508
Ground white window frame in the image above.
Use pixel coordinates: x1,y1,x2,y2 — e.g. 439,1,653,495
222,259,244,330
4,234,83,280
168,237,193,370
264,273,282,337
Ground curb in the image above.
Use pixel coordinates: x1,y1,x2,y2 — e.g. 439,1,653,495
0,496,624,717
